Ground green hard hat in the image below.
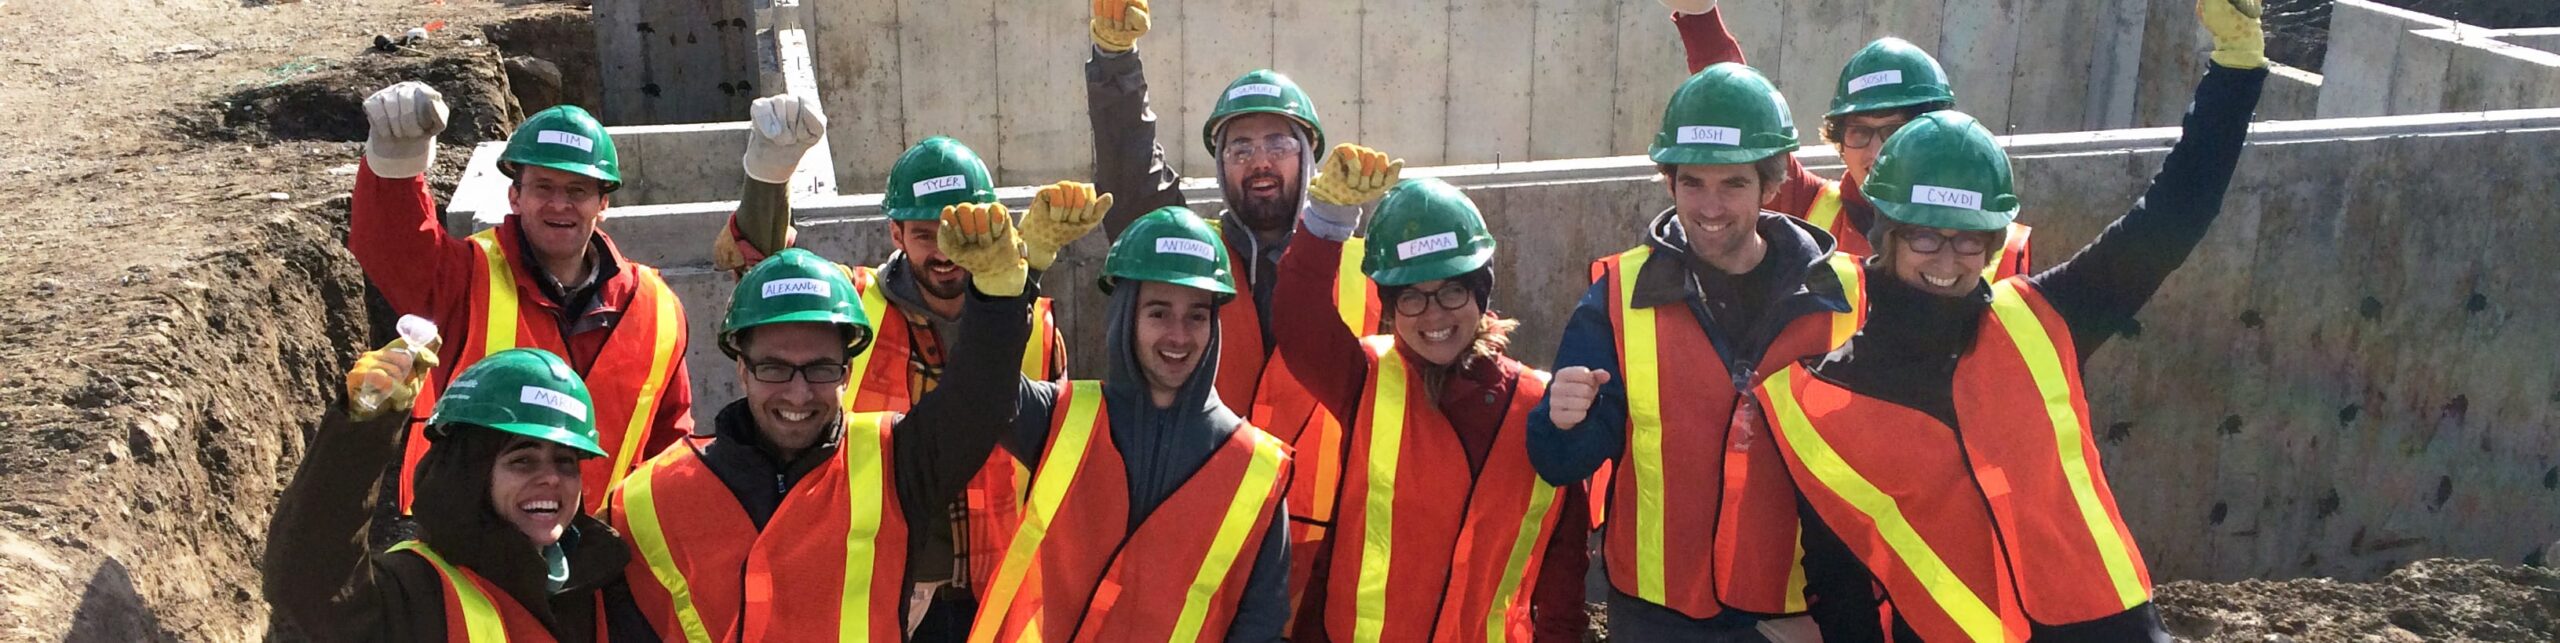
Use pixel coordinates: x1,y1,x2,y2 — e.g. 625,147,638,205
426,348,605,458
1100,206,1236,301
1828,37,1957,117
1362,179,1495,287
882,137,997,222
1201,69,1325,155
721,248,875,359
1859,111,2019,231
499,105,622,192
1651,63,1801,166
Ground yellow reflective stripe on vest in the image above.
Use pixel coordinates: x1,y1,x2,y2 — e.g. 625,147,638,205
1350,348,1412,643
469,230,520,356
1337,236,1370,333
620,458,716,643
600,269,680,515
1612,246,1669,603
838,411,890,643
1825,253,1865,349
1985,280,2145,610
969,381,1106,643
1759,375,2010,641
388,541,511,642
1805,182,1844,235
842,265,893,401
1172,431,1287,642
1021,300,1054,377
1485,478,1560,643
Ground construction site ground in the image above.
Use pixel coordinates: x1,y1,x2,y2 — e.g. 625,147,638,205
0,0,2553,640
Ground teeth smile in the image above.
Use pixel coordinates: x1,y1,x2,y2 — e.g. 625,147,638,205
1422,328,1454,341
1925,274,1958,288
778,409,814,422
1701,222,1730,232
1159,350,1190,361
521,500,560,513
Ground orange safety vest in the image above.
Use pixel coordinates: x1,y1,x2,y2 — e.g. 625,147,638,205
1754,277,2153,641
968,381,1292,643
839,264,1057,592
388,540,561,643
1323,338,1565,642
1802,181,2036,281
1587,246,1867,618
608,411,908,643
401,227,685,515
1237,236,1380,620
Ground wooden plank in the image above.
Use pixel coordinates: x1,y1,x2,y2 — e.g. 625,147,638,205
1362,0,1452,165
1180,0,1276,178
899,0,1003,174
1777,0,1878,141
995,0,1095,185
1527,0,1617,159
810,0,906,191
1446,0,1536,165
1938,0,2019,133
1273,0,1365,157
1610,0,1684,156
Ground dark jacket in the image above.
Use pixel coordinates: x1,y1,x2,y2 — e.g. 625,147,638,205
1002,285,1293,643
1795,63,2268,640
263,406,646,642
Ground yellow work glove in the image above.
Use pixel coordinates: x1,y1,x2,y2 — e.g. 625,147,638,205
2200,0,2266,70
345,337,440,421
939,202,1029,297
1308,143,1404,206
1090,0,1150,53
1020,181,1114,272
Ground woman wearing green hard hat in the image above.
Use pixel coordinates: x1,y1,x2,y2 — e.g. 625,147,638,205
266,345,649,641
1747,2,2270,640
1273,143,1591,641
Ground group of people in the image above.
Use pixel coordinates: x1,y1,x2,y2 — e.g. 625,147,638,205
261,0,2273,640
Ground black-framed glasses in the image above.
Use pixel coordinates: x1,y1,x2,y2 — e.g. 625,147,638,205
1895,228,1994,256
1221,136,1303,165
747,361,851,384
1393,282,1476,317
1840,121,1908,150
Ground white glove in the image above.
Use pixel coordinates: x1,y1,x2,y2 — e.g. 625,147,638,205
743,94,828,184
1546,366,1613,430
1658,0,1715,15
362,82,449,179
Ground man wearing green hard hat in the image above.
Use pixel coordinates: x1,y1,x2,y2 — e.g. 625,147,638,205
607,195,1056,641
1661,0,2033,276
348,82,694,519
966,206,1294,641
1748,2,2268,638
1272,140,1595,639
266,345,646,640
706,92,1109,634
1082,1,1385,622
1526,61,1870,640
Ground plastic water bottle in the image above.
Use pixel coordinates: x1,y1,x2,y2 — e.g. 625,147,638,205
355,315,442,415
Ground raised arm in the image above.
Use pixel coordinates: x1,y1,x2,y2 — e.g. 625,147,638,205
349,82,477,318
715,93,831,272
1086,0,1188,238
263,342,441,640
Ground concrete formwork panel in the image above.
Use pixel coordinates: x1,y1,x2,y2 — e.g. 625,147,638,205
1937,0,2021,132
2007,0,2099,133
2134,0,2210,129
1527,0,1619,160
1362,0,1454,167
2387,23,2461,115
1273,0,1365,163
808,0,905,193
2427,28,2560,113
2315,0,2449,119
1182,0,1276,177
595,0,759,125
1447,0,1538,166
995,0,1098,186
2260,63,2324,121
1775,0,1874,139
1609,1,1682,158
898,0,1002,175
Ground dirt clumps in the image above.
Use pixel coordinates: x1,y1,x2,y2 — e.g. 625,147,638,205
184,40,521,145
2158,558,2560,641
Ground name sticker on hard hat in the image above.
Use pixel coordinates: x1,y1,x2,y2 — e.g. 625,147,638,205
1911,185,1985,210
1156,237,1217,261
1396,232,1460,260
762,278,832,299
1847,70,1905,94
538,130,595,153
520,386,591,422
1676,126,1742,146
1228,83,1284,100
913,174,969,197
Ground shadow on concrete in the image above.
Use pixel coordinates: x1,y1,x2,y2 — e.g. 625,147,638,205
61,558,176,642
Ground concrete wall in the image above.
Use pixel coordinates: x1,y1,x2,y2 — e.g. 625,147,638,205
787,0,2216,191
2317,0,2560,118
595,0,760,125
2261,62,2323,121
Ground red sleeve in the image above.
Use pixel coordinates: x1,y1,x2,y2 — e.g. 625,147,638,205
348,158,477,324
1270,223,1371,418
1764,157,1831,218
1532,483,1593,642
1676,7,1749,74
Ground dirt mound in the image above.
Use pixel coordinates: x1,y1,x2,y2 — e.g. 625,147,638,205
182,40,521,145
2158,559,2560,641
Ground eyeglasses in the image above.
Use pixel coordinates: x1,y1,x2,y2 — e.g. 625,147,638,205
747,361,851,384
1221,136,1303,165
1894,228,1994,256
1393,282,1476,317
1839,121,1909,150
